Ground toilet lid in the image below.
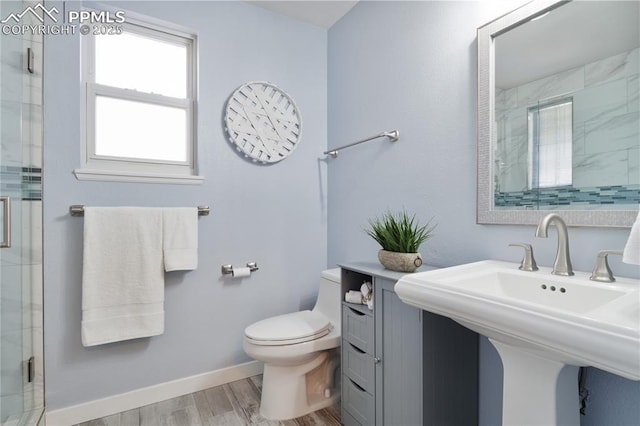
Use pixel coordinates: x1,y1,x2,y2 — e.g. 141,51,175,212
245,310,332,345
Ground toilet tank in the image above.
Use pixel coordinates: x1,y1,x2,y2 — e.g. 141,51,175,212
312,268,341,329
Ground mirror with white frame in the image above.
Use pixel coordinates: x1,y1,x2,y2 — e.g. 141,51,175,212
477,0,639,227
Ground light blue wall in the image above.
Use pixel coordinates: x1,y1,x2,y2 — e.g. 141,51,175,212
43,0,327,410
327,1,639,425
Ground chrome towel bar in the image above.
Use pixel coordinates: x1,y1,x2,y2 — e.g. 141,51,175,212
69,205,211,216
324,130,399,158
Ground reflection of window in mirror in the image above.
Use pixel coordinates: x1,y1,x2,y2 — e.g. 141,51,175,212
527,98,573,189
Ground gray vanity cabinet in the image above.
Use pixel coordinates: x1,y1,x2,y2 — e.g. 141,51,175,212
339,262,478,426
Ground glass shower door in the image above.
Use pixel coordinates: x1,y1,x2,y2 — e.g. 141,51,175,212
0,1,44,425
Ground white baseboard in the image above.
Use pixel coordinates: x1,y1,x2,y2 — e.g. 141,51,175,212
45,360,263,426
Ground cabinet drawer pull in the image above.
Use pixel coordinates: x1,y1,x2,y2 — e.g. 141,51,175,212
349,377,366,392
348,306,366,316
374,357,381,364
349,342,365,354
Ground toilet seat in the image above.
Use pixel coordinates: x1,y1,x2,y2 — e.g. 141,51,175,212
245,310,332,346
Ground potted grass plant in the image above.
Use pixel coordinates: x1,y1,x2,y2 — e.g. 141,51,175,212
365,210,436,272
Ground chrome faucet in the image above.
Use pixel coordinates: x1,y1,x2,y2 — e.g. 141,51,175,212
535,214,574,276
590,250,623,282
508,243,538,271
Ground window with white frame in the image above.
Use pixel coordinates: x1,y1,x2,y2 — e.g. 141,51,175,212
528,98,573,189
76,14,201,184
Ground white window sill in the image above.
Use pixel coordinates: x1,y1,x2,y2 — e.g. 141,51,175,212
73,168,204,185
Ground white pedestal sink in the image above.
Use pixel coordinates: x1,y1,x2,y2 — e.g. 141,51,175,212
395,260,640,426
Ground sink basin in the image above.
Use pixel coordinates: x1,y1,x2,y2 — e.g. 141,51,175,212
395,260,640,425
439,268,628,313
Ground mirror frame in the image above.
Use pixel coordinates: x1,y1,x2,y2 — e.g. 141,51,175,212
477,0,637,228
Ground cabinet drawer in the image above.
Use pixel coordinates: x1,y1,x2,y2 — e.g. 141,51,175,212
341,407,363,426
342,305,374,354
343,377,374,426
343,342,375,392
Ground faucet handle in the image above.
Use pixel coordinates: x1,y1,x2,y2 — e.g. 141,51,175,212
589,250,623,282
509,243,539,271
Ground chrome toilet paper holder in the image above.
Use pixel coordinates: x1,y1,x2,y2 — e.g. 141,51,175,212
221,262,259,276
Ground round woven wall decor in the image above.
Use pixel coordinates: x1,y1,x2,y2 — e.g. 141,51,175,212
224,81,302,164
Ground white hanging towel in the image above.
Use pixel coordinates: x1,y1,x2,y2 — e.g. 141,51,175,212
622,210,640,265
163,207,198,271
81,207,165,347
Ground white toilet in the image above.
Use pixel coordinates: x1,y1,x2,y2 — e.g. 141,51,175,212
243,268,341,420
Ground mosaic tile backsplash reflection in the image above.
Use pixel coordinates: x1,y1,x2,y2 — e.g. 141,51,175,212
0,166,42,201
495,184,640,209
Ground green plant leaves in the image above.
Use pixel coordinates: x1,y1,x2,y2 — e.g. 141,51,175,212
365,210,436,253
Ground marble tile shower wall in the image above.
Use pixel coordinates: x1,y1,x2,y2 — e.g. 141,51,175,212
495,48,639,194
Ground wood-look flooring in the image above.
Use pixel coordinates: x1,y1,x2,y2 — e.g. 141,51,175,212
75,375,341,426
